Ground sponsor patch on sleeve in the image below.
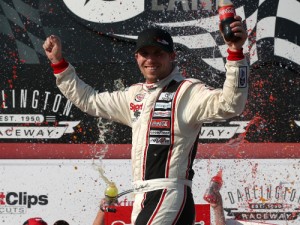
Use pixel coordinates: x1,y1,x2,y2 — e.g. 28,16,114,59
238,66,248,88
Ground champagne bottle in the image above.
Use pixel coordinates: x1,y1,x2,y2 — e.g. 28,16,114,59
105,182,118,205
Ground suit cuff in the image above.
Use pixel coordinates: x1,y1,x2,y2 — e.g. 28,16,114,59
227,48,244,61
51,58,69,74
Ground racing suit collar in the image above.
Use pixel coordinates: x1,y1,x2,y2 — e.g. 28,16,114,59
142,66,183,92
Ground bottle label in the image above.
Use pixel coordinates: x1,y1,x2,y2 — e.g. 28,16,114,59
218,5,236,20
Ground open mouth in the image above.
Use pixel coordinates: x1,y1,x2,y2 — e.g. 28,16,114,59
145,66,158,71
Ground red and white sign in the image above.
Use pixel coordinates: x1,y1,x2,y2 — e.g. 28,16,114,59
105,204,210,225
1,158,300,224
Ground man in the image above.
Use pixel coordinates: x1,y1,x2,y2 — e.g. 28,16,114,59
43,15,248,225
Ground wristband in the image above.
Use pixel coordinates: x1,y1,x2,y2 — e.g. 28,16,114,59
227,48,244,61
51,58,69,74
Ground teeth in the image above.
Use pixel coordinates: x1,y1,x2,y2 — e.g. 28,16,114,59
146,66,157,70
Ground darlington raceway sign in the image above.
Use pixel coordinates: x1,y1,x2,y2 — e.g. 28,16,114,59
0,119,79,139
0,89,78,139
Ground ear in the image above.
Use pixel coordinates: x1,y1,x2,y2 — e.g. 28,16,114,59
134,53,138,60
170,52,176,60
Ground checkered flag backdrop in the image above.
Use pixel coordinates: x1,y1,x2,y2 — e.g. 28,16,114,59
0,0,299,71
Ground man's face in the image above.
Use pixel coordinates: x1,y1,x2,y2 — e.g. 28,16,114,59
135,46,176,83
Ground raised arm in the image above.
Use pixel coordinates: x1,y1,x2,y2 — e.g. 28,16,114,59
182,14,249,124
42,35,132,126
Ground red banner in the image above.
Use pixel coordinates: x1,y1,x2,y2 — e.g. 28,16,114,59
1,143,300,159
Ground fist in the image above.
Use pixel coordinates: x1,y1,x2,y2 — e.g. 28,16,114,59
220,15,248,51
43,35,63,64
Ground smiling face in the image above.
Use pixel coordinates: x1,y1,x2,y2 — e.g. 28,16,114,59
135,46,176,83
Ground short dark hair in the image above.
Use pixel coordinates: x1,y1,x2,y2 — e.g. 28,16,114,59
53,220,69,225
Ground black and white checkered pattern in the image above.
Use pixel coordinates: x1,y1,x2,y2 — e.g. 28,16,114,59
152,0,300,73
0,0,299,72
0,0,46,64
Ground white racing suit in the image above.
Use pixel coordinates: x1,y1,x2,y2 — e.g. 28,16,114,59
52,55,249,225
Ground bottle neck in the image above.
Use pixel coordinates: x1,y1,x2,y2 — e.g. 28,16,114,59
218,0,233,7
218,5,236,20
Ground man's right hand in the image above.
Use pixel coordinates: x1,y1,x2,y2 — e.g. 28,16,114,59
43,35,63,64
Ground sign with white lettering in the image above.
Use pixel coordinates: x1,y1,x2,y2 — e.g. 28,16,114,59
0,159,299,224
